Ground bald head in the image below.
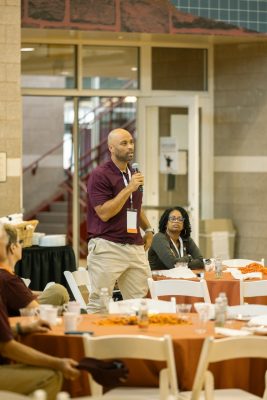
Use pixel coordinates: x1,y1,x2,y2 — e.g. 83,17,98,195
108,129,132,146
107,128,134,167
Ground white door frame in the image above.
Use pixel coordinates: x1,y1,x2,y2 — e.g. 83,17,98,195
137,95,200,243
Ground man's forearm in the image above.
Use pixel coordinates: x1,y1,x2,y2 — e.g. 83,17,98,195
2,339,61,369
95,185,133,222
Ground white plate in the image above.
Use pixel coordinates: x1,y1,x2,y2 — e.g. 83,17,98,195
248,315,267,326
39,234,66,247
241,326,267,335
215,327,252,336
234,315,251,322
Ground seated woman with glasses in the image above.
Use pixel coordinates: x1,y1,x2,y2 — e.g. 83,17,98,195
148,206,204,270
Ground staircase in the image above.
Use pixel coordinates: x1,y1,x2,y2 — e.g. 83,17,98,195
24,96,136,251
36,200,68,234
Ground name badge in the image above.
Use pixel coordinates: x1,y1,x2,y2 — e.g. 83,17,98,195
127,208,137,233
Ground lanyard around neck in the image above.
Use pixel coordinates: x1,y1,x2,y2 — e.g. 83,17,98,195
170,236,184,258
121,167,133,208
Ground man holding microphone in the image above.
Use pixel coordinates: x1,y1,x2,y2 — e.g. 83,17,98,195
86,128,153,313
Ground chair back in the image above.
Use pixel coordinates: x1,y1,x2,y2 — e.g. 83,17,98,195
82,333,179,398
148,277,211,303
63,270,87,309
72,267,91,288
109,297,176,314
191,336,267,400
228,304,267,317
21,277,31,287
240,279,267,304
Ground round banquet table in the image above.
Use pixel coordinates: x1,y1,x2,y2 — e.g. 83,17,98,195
153,270,267,306
10,314,267,398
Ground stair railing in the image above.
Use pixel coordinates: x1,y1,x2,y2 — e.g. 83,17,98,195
24,95,136,254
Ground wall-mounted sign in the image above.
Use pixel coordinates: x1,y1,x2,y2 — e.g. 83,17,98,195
159,137,179,174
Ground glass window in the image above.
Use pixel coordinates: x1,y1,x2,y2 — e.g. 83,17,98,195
152,47,208,91
22,96,74,214
82,46,139,90
210,9,220,19
21,44,76,89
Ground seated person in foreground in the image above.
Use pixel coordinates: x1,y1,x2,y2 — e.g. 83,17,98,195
0,224,69,316
148,206,204,270
0,301,79,399
0,222,79,399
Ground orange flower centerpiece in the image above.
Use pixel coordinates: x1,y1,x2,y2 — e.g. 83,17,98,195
239,262,267,275
95,314,191,326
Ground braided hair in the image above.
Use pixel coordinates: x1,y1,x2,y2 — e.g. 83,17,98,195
158,206,191,239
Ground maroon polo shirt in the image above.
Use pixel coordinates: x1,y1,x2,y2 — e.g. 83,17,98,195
87,160,143,245
0,294,13,364
0,269,36,317
0,296,13,342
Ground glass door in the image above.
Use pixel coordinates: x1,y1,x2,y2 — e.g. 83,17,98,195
137,96,200,243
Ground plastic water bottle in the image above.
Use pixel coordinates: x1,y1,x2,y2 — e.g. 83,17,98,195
138,299,149,329
215,296,225,327
99,287,110,314
215,256,223,279
32,390,47,400
219,292,228,321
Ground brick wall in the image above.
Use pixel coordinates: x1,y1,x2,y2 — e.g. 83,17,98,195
21,0,251,35
214,42,267,261
0,0,21,216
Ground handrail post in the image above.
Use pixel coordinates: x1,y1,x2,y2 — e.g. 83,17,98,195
73,97,80,263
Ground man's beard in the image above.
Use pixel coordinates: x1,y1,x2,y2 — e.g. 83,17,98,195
115,152,134,163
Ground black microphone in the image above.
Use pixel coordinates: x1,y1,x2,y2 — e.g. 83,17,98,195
131,162,143,192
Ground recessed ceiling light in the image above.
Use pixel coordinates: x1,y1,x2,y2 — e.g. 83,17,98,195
131,67,138,71
21,47,35,52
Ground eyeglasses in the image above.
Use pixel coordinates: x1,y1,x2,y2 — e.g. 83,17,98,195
168,216,185,222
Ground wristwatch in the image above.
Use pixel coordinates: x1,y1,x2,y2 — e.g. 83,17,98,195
145,228,155,234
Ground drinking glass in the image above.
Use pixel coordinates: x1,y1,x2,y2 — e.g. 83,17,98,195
176,303,192,320
204,258,214,272
19,307,39,322
63,312,80,332
194,303,210,334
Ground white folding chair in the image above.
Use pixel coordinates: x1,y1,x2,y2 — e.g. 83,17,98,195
64,268,91,309
71,396,152,400
228,304,267,318
82,334,179,400
181,336,267,400
109,298,176,314
222,258,265,268
21,277,31,287
148,278,211,303
240,279,267,305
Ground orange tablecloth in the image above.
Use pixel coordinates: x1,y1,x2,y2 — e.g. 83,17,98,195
154,270,267,306
11,314,267,398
